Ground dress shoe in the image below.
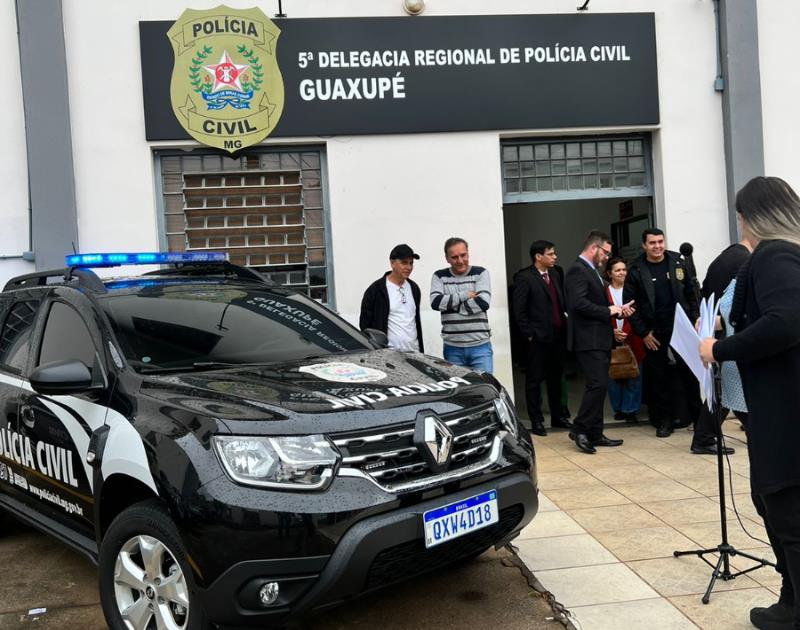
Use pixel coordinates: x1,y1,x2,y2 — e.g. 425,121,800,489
592,435,624,447
613,411,626,421
551,418,573,430
656,422,673,438
750,601,794,630
570,432,597,454
625,412,639,424
530,422,547,436
691,443,735,455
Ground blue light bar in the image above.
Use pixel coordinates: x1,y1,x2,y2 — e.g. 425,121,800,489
65,252,227,268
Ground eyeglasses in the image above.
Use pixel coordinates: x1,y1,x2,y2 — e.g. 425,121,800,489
397,284,407,304
598,245,612,257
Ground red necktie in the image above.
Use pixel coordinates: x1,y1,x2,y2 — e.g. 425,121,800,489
542,272,561,329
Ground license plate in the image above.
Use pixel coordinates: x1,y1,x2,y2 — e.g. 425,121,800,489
423,490,499,548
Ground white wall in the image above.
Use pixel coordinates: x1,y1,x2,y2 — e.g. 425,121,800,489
61,1,175,257
758,0,800,186
327,132,514,388
649,4,729,275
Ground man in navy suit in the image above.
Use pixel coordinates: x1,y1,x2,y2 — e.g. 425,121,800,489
565,230,634,453
512,240,570,436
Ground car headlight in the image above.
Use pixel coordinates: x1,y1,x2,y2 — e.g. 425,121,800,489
213,435,339,490
493,388,519,438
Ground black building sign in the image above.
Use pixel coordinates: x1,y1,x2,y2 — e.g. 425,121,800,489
140,12,659,140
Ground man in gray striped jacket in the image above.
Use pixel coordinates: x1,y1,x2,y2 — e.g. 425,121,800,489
430,237,493,373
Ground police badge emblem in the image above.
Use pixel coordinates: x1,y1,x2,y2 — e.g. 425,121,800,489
675,267,685,281
299,362,388,383
167,6,284,152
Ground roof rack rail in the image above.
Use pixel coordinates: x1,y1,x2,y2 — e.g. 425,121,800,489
142,261,275,286
3,267,107,293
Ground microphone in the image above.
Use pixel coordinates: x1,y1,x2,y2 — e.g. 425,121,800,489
679,242,701,302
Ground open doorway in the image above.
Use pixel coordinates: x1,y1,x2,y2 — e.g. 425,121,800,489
500,135,657,428
502,197,654,426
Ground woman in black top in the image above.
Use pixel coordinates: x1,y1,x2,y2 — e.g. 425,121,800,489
700,176,800,630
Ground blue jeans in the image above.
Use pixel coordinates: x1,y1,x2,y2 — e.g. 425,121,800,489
443,342,493,374
607,370,642,414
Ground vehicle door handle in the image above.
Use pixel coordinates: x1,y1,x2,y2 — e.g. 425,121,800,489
20,405,35,429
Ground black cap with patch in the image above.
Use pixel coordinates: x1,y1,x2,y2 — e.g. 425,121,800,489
390,244,420,260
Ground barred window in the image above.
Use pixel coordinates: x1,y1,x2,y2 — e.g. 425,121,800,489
502,136,651,201
157,149,331,303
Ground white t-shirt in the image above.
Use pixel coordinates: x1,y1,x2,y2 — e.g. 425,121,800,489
386,279,419,352
609,285,625,331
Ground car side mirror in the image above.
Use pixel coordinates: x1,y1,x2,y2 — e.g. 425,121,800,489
30,359,93,395
362,328,389,349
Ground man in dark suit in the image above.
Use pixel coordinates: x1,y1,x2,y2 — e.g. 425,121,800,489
565,230,634,453
512,240,570,436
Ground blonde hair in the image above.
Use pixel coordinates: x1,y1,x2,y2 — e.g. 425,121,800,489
736,176,800,248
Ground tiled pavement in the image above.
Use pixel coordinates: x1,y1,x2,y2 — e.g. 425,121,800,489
514,420,780,630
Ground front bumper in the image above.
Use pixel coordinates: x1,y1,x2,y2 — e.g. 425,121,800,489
201,471,537,628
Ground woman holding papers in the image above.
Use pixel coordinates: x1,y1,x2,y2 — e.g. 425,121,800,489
699,176,800,630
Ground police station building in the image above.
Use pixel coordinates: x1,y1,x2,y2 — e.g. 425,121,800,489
0,0,796,391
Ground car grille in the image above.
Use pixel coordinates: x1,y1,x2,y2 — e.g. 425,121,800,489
333,402,502,492
364,504,524,591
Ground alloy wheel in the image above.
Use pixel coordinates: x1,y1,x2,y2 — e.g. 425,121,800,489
113,534,190,630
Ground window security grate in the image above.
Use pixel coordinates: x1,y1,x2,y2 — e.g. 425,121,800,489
158,150,330,302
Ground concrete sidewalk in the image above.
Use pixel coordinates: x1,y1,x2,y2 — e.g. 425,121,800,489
515,420,779,630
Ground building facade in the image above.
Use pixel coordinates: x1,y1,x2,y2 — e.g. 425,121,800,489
0,0,797,392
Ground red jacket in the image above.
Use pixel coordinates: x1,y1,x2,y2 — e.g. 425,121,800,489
606,285,645,362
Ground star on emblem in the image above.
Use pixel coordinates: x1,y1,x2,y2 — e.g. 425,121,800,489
204,50,249,93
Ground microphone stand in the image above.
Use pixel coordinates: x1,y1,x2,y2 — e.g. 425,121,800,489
673,366,776,603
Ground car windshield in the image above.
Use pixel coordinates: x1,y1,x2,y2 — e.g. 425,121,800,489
100,283,370,372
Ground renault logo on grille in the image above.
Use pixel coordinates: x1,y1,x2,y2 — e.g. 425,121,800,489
413,411,453,473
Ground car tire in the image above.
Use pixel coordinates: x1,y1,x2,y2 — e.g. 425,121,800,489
98,499,208,630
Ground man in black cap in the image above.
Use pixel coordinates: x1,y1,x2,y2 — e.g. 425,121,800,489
359,244,424,352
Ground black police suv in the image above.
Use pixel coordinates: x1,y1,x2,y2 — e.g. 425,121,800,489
0,255,538,629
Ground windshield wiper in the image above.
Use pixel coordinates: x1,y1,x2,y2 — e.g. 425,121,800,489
191,361,243,369
138,352,356,374
140,360,277,374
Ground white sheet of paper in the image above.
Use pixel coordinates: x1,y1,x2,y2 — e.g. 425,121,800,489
669,302,716,410
670,305,706,383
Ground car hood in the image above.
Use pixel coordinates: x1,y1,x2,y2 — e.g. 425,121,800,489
139,349,500,434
